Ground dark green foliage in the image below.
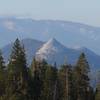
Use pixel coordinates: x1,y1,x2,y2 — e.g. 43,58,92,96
95,84,100,100
74,53,91,100
31,59,48,100
40,65,58,100
5,39,30,100
0,50,6,98
58,64,75,100
95,71,100,100
0,39,95,100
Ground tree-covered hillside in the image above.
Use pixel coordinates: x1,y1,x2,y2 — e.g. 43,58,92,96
0,39,99,100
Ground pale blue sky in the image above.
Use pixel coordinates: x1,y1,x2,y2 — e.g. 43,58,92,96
0,0,100,26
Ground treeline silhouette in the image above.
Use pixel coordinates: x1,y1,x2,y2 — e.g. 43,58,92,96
0,38,99,100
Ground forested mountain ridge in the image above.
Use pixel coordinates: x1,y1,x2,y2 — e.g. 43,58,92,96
1,38,100,72
0,38,99,100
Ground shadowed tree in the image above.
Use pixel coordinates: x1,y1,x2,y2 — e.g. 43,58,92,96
0,50,6,98
6,38,30,100
74,53,90,100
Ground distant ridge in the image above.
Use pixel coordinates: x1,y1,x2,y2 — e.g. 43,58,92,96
1,38,100,72
0,17,100,54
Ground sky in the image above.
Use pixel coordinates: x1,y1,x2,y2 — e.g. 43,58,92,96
0,0,100,27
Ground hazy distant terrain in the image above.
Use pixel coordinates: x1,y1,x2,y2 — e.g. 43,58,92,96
0,17,100,55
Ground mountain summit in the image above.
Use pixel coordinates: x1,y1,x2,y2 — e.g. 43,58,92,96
36,38,68,63
36,38,100,70
36,38,67,54
0,18,100,54
1,38,100,71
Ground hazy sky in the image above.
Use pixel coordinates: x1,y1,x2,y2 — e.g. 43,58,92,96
0,0,100,27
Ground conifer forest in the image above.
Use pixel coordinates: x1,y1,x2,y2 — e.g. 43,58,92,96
0,38,99,100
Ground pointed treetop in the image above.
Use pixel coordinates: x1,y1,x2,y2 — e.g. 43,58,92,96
0,50,5,70
79,52,85,58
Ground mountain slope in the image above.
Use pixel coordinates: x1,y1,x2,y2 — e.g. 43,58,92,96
36,38,100,71
1,38,100,72
2,38,44,64
0,17,100,54
36,38,78,66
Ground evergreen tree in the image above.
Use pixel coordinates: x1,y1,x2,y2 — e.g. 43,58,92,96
87,86,94,100
74,53,90,100
95,83,100,100
31,59,48,100
41,65,58,100
95,71,100,100
31,58,47,79
0,50,6,98
52,63,59,100
58,64,74,100
0,38,96,100
6,38,30,100
67,65,77,100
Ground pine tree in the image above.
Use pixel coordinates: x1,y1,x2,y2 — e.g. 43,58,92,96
0,38,96,100
31,58,47,79
67,65,77,100
0,50,6,98
31,58,48,100
95,83,100,100
31,59,43,100
58,64,73,100
6,38,30,100
41,65,58,100
74,53,90,100
87,86,94,100
95,71,100,100
52,62,59,100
